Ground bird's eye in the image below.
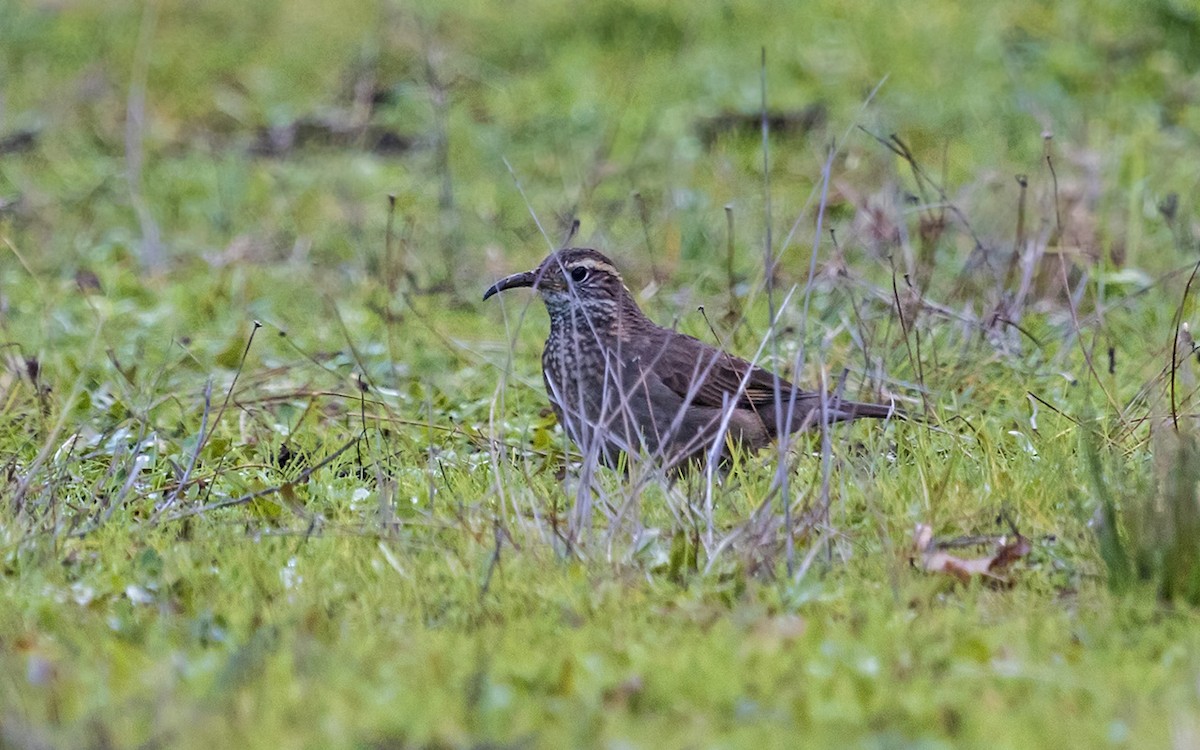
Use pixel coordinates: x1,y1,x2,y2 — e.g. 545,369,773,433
570,267,588,283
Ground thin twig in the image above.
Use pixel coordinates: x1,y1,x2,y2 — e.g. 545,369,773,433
161,429,365,523
1170,260,1200,431
150,379,214,521
195,322,262,507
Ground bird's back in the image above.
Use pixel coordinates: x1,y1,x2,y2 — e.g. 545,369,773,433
630,323,899,452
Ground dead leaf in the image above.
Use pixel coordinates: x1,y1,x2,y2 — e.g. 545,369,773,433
913,524,1032,585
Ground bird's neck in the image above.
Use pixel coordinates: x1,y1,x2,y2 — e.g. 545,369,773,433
547,293,651,345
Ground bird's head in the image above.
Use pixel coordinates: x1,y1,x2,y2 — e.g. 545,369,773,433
483,248,632,317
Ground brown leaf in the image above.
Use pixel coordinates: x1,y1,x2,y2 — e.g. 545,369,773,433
913,524,1032,585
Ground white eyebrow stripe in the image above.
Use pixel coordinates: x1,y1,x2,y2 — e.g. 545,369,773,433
570,258,619,275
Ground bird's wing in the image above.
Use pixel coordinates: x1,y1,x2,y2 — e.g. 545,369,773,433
639,328,802,413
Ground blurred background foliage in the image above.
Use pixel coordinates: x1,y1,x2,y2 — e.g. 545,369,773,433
3,0,1199,280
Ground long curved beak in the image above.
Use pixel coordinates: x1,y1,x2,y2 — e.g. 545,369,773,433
482,270,536,301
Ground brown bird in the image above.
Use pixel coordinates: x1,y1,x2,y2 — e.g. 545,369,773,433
484,248,900,471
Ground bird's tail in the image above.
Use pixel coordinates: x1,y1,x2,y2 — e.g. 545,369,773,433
828,398,904,422
777,393,910,436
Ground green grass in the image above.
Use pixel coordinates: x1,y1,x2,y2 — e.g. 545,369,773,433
3,0,1200,747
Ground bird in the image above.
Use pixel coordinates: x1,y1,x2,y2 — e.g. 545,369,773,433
484,248,901,471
